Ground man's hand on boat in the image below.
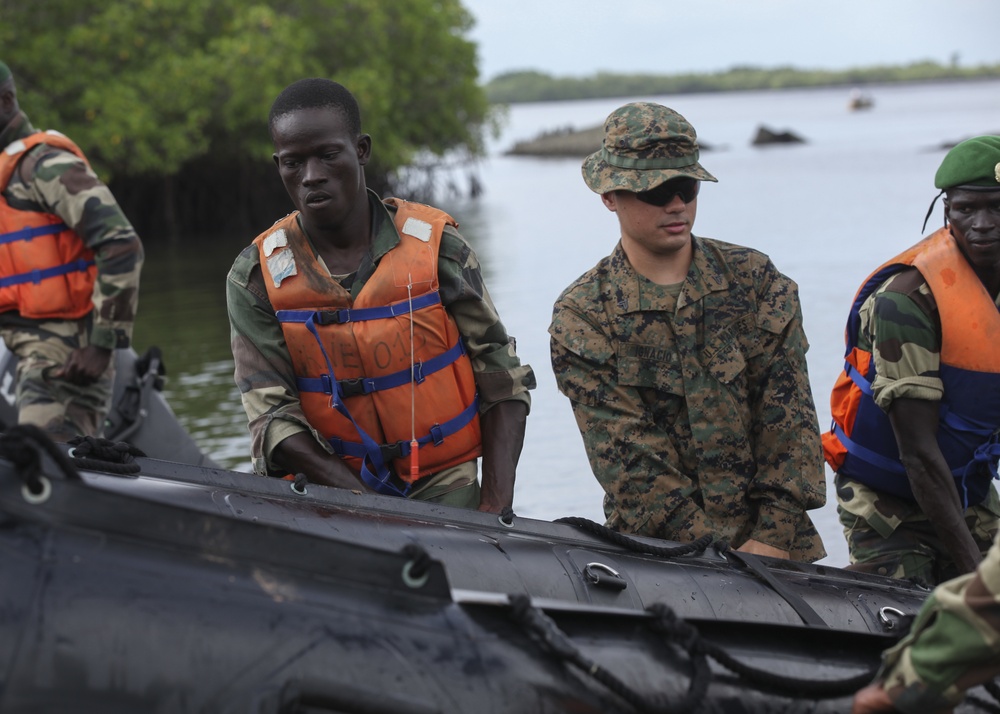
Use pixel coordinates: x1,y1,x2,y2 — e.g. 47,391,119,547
851,682,904,713
51,345,112,386
273,433,373,492
736,539,790,560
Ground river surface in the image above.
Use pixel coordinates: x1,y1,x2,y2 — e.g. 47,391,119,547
133,79,1000,566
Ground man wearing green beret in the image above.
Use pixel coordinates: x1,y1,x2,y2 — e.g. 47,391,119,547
549,102,827,561
824,135,1000,587
0,60,144,439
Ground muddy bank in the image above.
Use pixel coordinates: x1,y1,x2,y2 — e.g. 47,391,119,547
504,125,604,157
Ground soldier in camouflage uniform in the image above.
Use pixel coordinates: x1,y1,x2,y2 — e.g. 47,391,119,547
0,61,143,441
852,529,1000,713
549,102,827,561
824,136,1000,586
227,78,534,512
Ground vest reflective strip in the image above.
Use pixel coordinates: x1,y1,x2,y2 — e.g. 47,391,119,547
276,291,442,326
328,395,480,461
0,222,68,245
0,258,95,288
296,339,465,397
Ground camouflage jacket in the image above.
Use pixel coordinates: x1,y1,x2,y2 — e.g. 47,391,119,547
227,191,535,475
837,267,1000,528
0,111,143,349
877,530,1000,712
549,238,827,561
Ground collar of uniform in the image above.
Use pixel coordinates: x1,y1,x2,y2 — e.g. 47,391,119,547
608,237,731,314
369,189,400,263
679,236,731,309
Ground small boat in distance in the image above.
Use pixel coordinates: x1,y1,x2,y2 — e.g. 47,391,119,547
848,87,875,111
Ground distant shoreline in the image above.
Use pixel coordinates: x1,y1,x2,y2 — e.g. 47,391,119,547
485,63,1000,105
501,77,1000,158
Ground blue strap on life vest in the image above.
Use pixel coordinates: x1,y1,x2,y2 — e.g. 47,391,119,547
276,291,441,326
295,339,465,398
289,289,473,499
832,422,907,476
301,313,407,497
833,422,1000,510
0,258,95,288
0,222,68,246
844,360,874,397
328,394,480,462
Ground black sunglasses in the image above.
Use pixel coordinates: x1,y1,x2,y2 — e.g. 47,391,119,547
635,177,700,206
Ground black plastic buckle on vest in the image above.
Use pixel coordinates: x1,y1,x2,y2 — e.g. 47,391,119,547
338,377,375,398
315,309,348,325
379,441,407,462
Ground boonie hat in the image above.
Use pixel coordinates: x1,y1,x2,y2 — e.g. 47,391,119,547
934,135,1000,190
582,102,717,194
0,61,11,85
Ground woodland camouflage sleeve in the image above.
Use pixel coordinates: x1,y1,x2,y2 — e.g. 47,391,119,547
861,271,943,411
226,246,327,475
878,532,1000,713
27,147,143,349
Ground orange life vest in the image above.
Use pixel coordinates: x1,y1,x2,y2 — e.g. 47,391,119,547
254,198,482,495
0,131,97,319
822,228,1000,506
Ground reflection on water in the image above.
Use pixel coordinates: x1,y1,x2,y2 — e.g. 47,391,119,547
133,79,1000,566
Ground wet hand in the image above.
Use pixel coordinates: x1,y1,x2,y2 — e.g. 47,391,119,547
52,345,112,386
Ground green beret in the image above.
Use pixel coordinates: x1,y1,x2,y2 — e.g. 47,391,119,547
934,135,1000,190
0,61,11,85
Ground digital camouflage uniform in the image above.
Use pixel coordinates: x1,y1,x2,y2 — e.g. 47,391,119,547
549,238,827,561
0,110,143,440
874,529,1000,713
227,191,535,505
837,268,1000,585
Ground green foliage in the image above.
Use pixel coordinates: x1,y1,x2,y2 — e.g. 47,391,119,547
486,62,1000,105
0,0,490,182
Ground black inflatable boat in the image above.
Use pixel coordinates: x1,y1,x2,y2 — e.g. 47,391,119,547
0,349,997,712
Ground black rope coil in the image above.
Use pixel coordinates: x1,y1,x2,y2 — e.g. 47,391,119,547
0,424,82,491
646,602,877,698
554,516,714,558
508,594,664,713
67,435,145,475
508,592,884,713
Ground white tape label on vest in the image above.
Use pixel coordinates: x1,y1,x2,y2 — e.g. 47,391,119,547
263,228,288,257
401,217,432,242
267,248,297,288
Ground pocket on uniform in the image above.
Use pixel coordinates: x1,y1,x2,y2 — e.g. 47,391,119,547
616,344,684,397
705,339,746,386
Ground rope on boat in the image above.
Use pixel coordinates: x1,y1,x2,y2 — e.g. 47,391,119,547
508,593,681,713
553,516,714,558
646,602,877,698
971,681,1000,712
0,424,82,494
66,435,145,475
508,592,881,713
553,518,829,629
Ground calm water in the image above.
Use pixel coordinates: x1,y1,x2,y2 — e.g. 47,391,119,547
134,79,1000,566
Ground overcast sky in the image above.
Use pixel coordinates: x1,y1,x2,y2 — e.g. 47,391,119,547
461,1,1000,81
